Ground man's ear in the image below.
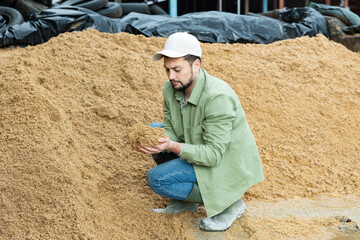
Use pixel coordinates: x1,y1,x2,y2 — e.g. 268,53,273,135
193,59,201,73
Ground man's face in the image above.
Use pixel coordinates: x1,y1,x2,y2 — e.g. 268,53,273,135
163,57,196,92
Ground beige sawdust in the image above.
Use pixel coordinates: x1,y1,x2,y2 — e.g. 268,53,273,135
0,29,359,239
127,122,167,148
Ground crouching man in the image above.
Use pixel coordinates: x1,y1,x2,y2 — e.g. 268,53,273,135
136,32,264,231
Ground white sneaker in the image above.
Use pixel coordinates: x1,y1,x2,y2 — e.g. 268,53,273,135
199,199,246,232
152,199,199,214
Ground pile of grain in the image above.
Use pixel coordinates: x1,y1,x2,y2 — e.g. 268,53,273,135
0,29,359,239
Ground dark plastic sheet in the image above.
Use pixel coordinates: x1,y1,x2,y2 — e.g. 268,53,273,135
0,6,122,47
309,2,360,34
0,16,6,29
0,6,329,47
121,8,329,43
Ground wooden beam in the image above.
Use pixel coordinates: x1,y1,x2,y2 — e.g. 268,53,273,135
279,0,284,9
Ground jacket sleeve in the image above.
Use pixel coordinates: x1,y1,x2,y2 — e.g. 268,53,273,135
162,85,179,142
180,92,238,167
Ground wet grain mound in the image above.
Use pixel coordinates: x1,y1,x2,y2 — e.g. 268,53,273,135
0,29,359,239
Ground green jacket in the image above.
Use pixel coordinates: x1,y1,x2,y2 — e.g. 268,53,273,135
162,68,264,217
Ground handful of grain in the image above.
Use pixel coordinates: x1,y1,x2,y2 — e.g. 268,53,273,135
127,123,167,149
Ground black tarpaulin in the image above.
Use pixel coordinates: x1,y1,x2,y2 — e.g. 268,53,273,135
121,8,329,43
0,6,329,47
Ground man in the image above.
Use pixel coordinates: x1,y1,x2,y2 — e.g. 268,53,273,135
138,32,264,231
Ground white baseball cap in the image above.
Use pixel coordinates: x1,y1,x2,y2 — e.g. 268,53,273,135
152,32,202,62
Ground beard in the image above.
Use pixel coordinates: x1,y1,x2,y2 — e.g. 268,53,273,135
170,70,194,92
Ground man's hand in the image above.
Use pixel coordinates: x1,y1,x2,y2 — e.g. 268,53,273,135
139,137,171,154
138,137,182,156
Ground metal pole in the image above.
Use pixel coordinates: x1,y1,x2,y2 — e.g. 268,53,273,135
219,0,222,12
325,0,330,5
245,0,249,14
344,0,348,8
169,0,177,17
263,0,268,12
237,0,241,14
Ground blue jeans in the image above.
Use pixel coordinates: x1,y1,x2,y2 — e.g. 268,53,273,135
149,122,163,128
147,123,197,200
147,158,197,200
